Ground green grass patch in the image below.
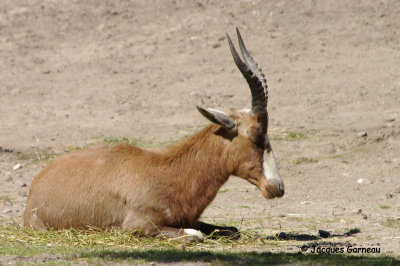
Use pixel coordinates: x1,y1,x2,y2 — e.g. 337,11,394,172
282,216,330,232
22,145,89,166
21,137,180,167
218,188,232,194
379,205,390,209
0,218,398,265
330,150,360,159
382,217,400,229
284,216,326,224
81,249,399,265
292,157,319,165
96,136,179,148
0,195,15,206
269,129,306,141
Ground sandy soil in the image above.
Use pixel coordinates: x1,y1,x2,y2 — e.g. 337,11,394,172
0,0,399,261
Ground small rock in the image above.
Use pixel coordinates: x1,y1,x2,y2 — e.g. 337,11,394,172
362,214,368,219
5,172,13,182
357,178,372,184
212,43,221,48
13,164,22,171
4,148,13,152
393,187,400,194
386,193,393,199
300,201,311,205
319,229,331,238
2,208,12,214
15,180,27,187
18,191,27,197
352,208,362,214
357,131,367,137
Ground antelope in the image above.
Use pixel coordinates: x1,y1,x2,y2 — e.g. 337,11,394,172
23,29,284,242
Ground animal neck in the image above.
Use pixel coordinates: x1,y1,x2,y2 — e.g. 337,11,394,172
157,124,232,224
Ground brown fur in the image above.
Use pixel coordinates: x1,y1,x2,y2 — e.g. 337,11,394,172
23,109,282,239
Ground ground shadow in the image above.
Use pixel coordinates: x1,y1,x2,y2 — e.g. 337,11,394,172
81,249,399,265
263,228,361,241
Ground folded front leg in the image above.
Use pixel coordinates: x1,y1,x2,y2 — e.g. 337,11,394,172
196,221,240,239
122,213,204,242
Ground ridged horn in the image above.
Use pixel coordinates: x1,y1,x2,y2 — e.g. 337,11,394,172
227,28,268,115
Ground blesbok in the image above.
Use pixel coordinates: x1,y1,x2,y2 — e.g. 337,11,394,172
23,29,284,242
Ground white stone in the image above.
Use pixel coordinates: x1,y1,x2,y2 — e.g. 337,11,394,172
12,164,22,171
2,208,12,214
357,131,367,137
357,178,372,184
5,172,13,182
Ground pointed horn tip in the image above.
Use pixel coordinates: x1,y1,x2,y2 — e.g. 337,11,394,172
226,33,234,47
196,105,204,113
226,32,233,40
236,28,241,38
236,28,246,45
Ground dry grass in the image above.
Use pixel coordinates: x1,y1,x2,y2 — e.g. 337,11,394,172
1,218,399,265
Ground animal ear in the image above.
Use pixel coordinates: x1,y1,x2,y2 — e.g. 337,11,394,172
196,106,237,130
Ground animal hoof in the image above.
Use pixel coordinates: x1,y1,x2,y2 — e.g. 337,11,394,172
182,229,204,242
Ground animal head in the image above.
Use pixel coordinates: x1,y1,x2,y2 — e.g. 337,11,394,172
197,28,284,199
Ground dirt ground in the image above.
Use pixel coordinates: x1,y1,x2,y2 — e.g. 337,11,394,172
0,0,399,262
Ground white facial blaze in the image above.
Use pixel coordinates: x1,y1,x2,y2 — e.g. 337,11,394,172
263,135,284,190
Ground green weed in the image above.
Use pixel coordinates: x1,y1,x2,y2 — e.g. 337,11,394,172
21,137,180,167
292,157,319,165
269,129,306,141
382,217,400,229
0,195,15,206
330,150,360,159
98,136,178,148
